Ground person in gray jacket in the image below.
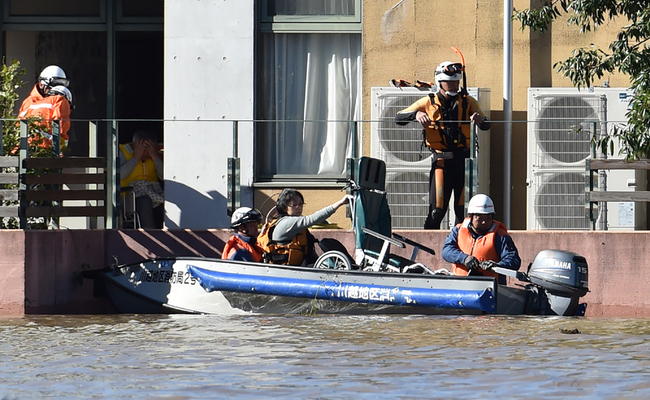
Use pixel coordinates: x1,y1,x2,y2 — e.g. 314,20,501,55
258,188,352,265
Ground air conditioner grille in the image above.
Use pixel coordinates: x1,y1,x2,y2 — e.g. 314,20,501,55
376,92,429,164
532,94,604,165
532,171,589,230
386,170,429,229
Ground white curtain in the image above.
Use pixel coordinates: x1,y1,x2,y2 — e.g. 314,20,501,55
260,32,361,176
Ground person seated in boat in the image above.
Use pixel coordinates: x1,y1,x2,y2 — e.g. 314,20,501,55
258,188,352,266
119,130,164,228
222,207,265,262
441,194,520,285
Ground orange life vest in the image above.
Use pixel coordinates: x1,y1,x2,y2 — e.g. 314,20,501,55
222,234,264,263
397,93,483,151
257,218,309,266
452,217,508,279
119,143,160,187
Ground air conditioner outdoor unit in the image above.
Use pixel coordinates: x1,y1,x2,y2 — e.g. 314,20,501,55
527,87,636,231
371,87,491,229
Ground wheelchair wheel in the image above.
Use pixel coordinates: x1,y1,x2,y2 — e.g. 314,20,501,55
314,250,352,270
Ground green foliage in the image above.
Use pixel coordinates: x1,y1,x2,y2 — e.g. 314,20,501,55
513,0,650,159
0,60,52,229
0,59,25,156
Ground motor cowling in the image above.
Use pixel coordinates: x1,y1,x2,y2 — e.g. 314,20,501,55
527,250,589,316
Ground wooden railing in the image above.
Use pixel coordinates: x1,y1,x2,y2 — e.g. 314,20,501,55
585,158,650,230
0,156,20,219
19,157,107,228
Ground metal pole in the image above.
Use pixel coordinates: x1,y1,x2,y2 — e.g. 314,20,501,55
503,0,513,228
106,120,118,229
227,121,240,216
52,120,60,157
19,121,28,229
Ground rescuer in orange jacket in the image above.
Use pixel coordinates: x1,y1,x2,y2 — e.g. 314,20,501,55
395,61,490,229
18,65,72,150
441,194,520,285
222,207,265,262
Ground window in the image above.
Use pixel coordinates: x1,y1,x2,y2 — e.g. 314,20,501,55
4,0,104,23
256,0,361,181
261,0,360,32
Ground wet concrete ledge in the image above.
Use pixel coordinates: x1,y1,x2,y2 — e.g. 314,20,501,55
1,229,648,317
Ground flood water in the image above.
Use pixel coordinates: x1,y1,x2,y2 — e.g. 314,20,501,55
1,314,649,399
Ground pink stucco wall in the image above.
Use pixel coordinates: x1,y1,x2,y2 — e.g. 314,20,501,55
1,229,648,316
0,230,25,315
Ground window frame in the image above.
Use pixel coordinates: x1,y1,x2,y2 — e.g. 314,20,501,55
259,0,361,33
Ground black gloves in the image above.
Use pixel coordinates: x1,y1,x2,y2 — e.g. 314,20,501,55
464,255,480,270
480,260,499,271
465,257,499,271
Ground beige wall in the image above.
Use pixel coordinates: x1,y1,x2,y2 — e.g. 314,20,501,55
362,0,631,229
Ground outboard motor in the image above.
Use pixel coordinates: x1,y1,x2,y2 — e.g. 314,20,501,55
527,250,589,316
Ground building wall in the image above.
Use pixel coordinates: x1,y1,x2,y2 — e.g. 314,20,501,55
361,0,631,229
1,229,648,317
163,0,255,229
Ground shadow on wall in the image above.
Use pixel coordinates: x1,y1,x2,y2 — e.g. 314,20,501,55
163,180,228,229
105,229,229,267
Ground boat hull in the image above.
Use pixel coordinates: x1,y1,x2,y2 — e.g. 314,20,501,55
93,257,514,315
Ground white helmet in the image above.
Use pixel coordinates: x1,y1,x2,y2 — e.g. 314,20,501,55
49,86,72,103
38,65,69,88
467,194,495,215
434,61,463,87
231,207,262,228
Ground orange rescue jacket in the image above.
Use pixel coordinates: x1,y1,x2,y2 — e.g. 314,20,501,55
222,234,264,263
452,217,508,279
257,218,309,266
397,93,484,151
18,86,71,148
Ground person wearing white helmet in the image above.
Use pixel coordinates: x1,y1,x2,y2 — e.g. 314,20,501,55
222,207,265,262
48,86,73,104
395,60,490,229
18,65,72,151
441,194,520,284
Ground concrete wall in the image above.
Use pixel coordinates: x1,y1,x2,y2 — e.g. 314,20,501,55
164,1,255,229
0,229,648,317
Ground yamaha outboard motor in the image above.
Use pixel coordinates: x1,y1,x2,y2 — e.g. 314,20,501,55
527,250,589,316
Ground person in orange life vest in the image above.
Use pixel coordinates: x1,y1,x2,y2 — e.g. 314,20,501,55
18,65,72,150
222,207,265,262
395,61,490,229
119,130,164,229
441,194,520,285
258,189,352,266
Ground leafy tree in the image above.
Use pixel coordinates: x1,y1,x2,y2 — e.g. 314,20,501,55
514,0,650,159
0,59,52,229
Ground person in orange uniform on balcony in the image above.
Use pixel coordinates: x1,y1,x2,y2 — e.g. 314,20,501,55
442,194,520,285
222,207,265,262
119,130,164,229
395,61,490,229
18,65,72,151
